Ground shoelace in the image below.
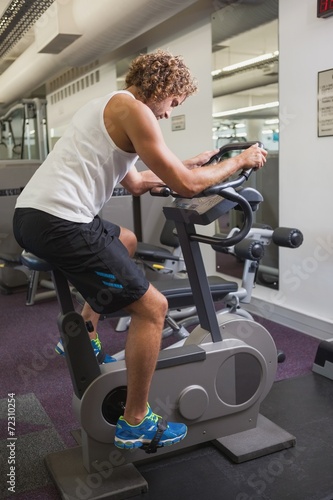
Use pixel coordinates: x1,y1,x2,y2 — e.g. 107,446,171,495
91,336,102,350
146,411,161,424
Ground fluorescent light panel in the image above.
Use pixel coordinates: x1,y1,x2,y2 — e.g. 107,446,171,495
213,101,279,118
212,51,279,76
265,118,279,125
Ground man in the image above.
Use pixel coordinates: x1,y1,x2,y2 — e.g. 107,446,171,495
13,49,267,450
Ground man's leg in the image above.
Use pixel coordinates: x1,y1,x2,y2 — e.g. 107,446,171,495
81,226,137,339
114,284,188,450
121,284,168,424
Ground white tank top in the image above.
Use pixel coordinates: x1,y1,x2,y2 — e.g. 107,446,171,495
16,90,138,223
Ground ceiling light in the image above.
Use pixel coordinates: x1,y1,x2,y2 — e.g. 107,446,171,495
212,51,279,76
222,51,279,72
265,118,279,125
213,101,279,118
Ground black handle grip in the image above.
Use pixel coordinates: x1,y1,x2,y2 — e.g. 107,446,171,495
203,141,264,166
201,140,264,196
149,186,172,197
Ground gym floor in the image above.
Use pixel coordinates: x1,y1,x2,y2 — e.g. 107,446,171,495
134,374,333,500
1,288,332,500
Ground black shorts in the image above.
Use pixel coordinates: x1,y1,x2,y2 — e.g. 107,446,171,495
13,208,149,314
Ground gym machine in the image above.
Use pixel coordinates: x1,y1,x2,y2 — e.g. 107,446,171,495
21,143,298,499
0,98,49,294
112,221,303,360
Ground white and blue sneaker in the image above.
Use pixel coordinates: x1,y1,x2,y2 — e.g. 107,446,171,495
55,334,116,364
114,404,187,452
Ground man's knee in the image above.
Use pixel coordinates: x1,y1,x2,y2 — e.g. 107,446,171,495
130,285,168,320
152,289,168,317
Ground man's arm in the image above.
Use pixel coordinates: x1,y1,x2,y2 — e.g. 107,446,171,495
121,166,165,196
108,95,267,197
121,149,219,196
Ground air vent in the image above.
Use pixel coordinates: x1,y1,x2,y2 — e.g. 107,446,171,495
38,33,82,54
49,69,100,105
35,1,82,55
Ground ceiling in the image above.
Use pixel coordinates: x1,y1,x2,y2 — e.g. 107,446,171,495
0,0,278,117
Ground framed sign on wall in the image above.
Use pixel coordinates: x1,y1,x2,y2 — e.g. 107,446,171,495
318,68,333,137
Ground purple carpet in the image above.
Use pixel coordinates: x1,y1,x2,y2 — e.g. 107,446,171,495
0,287,321,499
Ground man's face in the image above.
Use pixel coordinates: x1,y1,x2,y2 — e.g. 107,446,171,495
147,95,186,120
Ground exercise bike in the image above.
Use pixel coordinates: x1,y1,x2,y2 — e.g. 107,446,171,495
111,220,303,363
21,142,297,499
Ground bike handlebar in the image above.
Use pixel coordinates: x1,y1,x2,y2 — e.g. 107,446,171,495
203,141,264,166
189,187,254,248
152,141,264,247
149,169,254,198
150,141,263,199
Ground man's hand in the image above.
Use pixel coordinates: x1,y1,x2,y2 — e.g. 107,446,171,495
183,149,219,169
237,143,267,170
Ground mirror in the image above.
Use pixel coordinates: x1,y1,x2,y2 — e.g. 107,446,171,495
211,2,279,289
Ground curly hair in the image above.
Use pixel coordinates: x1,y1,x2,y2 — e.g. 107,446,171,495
125,49,198,102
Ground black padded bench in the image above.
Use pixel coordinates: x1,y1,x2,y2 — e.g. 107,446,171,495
20,251,238,312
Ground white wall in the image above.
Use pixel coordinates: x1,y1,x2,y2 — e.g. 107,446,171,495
140,19,214,246
245,0,333,339
151,24,213,158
